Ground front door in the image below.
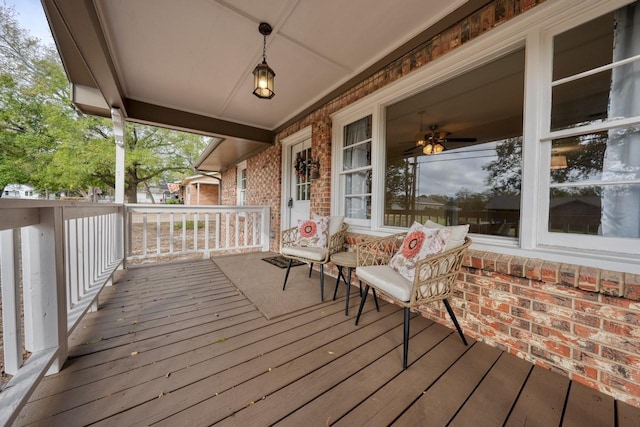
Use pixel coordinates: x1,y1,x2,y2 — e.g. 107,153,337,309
288,139,311,227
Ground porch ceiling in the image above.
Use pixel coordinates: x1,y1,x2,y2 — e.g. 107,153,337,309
42,0,490,171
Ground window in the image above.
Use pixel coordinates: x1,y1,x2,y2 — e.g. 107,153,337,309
295,146,312,202
541,3,640,253
331,0,640,272
338,115,373,223
237,161,247,206
384,49,525,236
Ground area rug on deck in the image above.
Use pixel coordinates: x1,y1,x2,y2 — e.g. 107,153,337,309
212,251,347,319
261,255,305,269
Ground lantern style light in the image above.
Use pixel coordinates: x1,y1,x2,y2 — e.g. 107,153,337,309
252,22,275,99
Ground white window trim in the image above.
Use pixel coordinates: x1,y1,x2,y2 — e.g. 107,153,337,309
237,160,247,206
535,6,640,256
330,0,640,274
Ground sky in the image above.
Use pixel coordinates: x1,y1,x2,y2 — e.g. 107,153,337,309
3,0,54,45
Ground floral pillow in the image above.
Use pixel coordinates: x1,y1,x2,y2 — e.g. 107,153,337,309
296,217,329,248
389,221,451,282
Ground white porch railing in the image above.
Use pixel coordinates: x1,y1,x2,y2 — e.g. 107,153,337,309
0,201,270,425
0,200,124,427
125,204,271,262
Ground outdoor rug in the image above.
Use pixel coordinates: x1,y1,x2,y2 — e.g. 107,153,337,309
212,251,351,319
262,255,305,269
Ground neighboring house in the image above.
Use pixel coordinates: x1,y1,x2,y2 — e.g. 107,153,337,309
178,174,220,206
136,184,167,204
2,184,40,199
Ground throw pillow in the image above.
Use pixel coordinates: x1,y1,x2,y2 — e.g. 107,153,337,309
389,221,451,282
423,220,469,251
296,217,329,248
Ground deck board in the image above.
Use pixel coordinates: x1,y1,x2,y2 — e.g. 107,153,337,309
448,351,533,427
335,332,472,427
395,342,503,426
562,381,615,427
276,322,451,426
505,365,570,427
15,257,640,427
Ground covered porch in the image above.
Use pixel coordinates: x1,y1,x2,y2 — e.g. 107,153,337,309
14,255,640,426
2,0,640,424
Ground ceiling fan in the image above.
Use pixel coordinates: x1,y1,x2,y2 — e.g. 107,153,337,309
404,124,477,156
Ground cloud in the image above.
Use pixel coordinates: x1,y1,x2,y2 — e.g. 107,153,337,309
415,144,499,197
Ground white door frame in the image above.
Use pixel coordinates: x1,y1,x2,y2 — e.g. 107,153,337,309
281,126,312,230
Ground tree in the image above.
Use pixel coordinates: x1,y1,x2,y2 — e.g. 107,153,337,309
385,157,416,209
0,5,61,194
483,137,523,195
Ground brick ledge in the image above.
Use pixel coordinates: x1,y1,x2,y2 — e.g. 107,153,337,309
463,249,640,301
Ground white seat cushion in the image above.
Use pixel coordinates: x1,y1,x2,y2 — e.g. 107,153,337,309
357,265,448,303
282,245,328,262
357,265,412,302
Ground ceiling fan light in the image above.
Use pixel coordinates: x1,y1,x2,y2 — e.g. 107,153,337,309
550,154,567,169
433,142,445,154
423,143,433,155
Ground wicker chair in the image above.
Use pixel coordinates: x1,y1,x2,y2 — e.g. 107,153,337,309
355,233,472,369
281,217,348,301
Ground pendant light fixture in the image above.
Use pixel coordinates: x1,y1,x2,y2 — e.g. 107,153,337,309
252,22,275,99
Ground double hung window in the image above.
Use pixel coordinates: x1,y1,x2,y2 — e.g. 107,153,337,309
542,4,640,253
340,115,372,223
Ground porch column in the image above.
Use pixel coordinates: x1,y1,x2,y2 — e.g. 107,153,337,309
112,108,126,204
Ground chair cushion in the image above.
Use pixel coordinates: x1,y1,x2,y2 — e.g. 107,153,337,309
424,220,469,251
388,221,450,282
357,265,412,302
296,217,329,248
282,245,328,262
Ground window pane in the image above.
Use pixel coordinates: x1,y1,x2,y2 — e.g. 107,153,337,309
343,142,371,170
548,184,640,238
345,170,371,195
550,132,607,184
383,48,524,236
551,3,640,131
553,12,614,81
384,139,522,235
549,187,602,235
344,116,371,146
551,70,610,130
346,196,371,219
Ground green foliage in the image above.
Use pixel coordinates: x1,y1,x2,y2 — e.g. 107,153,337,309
174,220,205,230
482,137,523,195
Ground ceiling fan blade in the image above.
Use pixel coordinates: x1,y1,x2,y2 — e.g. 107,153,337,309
446,137,477,142
402,145,421,155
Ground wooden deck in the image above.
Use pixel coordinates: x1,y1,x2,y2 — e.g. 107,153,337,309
15,257,640,426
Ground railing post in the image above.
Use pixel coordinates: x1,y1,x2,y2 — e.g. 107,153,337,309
1,229,23,375
261,206,271,251
21,206,68,374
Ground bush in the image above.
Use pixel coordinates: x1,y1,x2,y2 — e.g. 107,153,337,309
174,220,206,230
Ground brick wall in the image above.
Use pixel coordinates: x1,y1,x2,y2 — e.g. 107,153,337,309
220,168,237,205
185,183,218,205
222,0,640,408
452,251,640,408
